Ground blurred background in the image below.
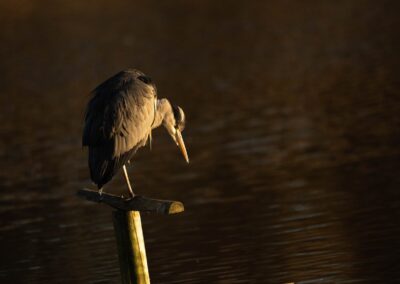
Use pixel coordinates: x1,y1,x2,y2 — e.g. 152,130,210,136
0,0,400,283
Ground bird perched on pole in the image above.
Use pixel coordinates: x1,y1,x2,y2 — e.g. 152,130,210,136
82,69,189,197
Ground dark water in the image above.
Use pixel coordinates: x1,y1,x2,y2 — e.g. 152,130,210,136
1,1,400,283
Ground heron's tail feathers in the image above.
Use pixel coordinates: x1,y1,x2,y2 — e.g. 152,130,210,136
89,147,137,189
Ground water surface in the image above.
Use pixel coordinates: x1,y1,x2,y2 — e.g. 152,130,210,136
0,1,400,283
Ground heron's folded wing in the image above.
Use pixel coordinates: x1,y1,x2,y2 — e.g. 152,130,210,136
83,72,155,158
105,85,155,158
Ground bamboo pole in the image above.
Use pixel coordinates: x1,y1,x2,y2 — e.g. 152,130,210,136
113,210,150,284
77,188,184,214
77,188,184,283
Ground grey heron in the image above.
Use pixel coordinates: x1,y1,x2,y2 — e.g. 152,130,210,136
82,69,189,197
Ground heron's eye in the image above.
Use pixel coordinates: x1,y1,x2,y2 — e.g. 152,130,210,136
172,105,185,131
137,75,152,84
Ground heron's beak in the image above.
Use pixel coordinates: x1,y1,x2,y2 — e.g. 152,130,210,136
174,130,189,163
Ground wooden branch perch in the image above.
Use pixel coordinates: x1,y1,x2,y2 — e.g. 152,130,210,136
77,188,184,215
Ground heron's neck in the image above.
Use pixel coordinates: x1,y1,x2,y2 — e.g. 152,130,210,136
151,99,171,129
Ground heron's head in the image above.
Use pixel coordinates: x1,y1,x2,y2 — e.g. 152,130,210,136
161,100,189,163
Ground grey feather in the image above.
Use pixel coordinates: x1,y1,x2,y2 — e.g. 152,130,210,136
83,69,157,188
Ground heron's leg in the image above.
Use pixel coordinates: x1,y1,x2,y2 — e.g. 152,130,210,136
122,165,135,198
